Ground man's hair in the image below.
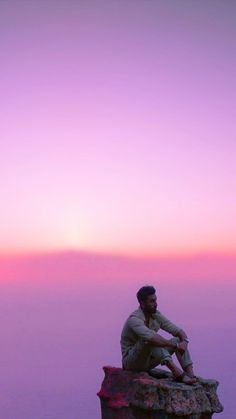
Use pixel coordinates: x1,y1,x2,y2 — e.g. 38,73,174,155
136,285,156,303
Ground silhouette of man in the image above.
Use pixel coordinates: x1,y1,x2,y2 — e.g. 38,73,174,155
121,285,197,384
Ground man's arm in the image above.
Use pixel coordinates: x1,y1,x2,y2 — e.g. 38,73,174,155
128,316,179,350
150,330,189,354
176,329,189,342
175,329,189,353
158,312,189,353
149,334,178,350
157,312,182,337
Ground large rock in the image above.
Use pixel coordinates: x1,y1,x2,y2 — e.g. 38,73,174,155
97,366,223,418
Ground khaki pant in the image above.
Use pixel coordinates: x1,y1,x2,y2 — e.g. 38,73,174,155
123,337,192,372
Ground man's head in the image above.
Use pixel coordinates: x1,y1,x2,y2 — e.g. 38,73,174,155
136,285,157,314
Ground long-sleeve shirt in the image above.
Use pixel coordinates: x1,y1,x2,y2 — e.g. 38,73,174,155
120,307,181,360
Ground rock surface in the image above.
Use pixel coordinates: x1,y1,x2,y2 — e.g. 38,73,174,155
97,366,223,418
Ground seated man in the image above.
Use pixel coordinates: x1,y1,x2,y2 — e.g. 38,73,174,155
120,285,197,384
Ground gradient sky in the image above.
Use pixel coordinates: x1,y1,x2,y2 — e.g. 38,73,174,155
1,0,236,257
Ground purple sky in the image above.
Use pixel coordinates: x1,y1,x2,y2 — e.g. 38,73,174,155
1,1,235,257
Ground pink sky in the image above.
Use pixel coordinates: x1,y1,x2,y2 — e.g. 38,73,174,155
0,251,235,283
1,1,236,258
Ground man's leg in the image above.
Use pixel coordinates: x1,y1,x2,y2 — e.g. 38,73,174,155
175,352,195,378
171,338,196,377
123,340,153,372
148,345,173,369
148,337,196,384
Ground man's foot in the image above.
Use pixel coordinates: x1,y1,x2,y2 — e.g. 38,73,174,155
184,364,196,379
164,359,197,385
175,372,197,385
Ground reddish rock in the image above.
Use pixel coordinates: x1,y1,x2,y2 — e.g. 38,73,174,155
97,366,223,419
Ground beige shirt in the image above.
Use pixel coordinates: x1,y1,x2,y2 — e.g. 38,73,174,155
121,307,181,359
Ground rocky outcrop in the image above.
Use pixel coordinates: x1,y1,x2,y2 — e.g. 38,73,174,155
97,366,223,418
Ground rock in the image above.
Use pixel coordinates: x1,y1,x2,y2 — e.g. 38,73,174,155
97,366,223,418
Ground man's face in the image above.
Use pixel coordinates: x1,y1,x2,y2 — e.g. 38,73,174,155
141,293,157,314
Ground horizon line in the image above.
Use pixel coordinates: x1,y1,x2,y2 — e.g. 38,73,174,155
0,247,236,261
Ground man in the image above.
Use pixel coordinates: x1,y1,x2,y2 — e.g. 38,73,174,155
121,285,197,384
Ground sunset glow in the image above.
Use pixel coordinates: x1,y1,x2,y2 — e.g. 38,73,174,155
1,1,235,258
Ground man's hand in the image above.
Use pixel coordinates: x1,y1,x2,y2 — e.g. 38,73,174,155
177,340,188,354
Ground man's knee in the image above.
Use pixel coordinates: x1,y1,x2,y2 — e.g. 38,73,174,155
150,347,173,367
